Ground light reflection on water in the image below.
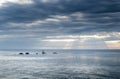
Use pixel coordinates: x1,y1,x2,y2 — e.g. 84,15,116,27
0,50,120,79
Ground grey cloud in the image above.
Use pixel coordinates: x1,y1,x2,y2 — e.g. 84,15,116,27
0,0,120,36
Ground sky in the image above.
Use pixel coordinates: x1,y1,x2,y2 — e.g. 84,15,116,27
0,0,120,49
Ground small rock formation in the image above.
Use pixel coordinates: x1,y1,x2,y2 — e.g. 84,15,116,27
42,50,46,54
19,53,23,55
25,52,30,55
53,52,57,54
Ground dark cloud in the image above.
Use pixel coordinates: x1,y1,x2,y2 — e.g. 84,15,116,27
0,0,120,36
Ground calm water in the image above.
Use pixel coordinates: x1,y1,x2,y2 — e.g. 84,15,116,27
0,49,120,79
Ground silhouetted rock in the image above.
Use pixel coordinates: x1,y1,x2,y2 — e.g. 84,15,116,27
42,50,46,54
53,52,57,54
19,53,23,55
25,52,29,55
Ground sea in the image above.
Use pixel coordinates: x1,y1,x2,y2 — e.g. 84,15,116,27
0,49,120,79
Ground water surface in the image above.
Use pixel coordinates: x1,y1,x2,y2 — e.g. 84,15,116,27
0,49,120,79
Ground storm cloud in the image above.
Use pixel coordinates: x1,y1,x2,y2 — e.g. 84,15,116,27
0,0,120,31
0,0,120,49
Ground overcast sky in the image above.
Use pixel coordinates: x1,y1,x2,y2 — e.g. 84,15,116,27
0,0,120,49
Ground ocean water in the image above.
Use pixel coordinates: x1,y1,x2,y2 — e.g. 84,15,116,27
0,49,120,79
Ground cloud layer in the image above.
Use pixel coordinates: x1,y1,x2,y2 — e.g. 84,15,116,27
0,0,120,49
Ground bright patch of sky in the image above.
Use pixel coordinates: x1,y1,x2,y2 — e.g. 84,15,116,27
0,0,33,6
